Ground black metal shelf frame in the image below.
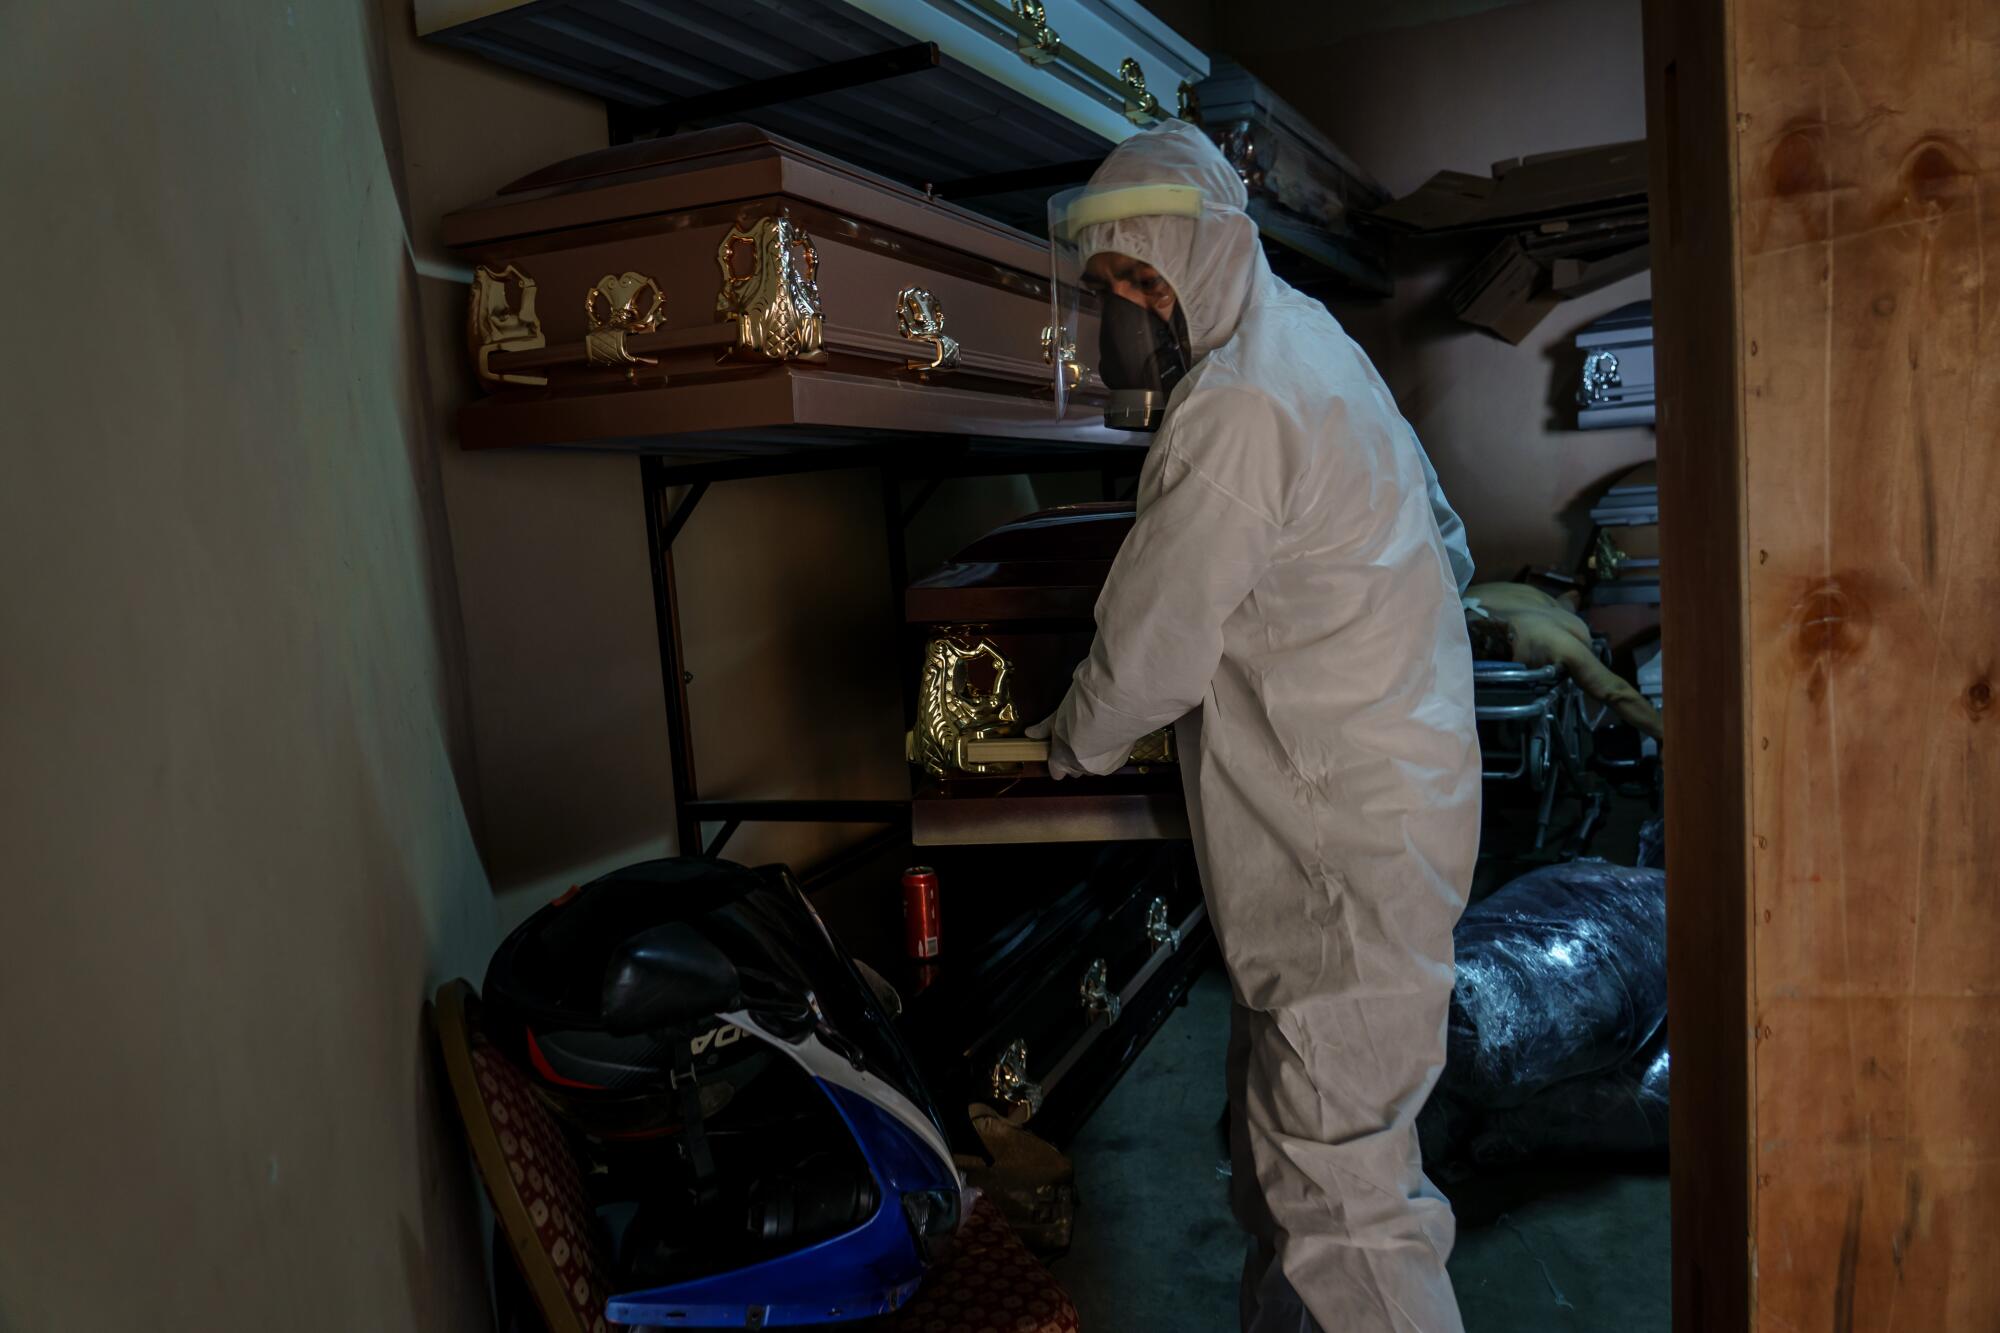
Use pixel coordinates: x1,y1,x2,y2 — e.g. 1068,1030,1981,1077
639,438,1145,859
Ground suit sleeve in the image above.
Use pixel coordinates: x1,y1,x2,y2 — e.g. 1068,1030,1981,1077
1413,432,1474,593
1052,396,1285,775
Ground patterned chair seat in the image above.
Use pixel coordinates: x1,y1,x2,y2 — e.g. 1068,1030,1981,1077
432,980,1080,1333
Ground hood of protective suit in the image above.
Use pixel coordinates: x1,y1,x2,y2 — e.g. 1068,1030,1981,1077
1075,121,1267,359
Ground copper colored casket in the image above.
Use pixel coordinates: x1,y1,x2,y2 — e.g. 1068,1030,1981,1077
904,503,1187,847
443,125,1119,457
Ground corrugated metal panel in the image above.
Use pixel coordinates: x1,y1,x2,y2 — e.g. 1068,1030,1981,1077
425,0,1143,186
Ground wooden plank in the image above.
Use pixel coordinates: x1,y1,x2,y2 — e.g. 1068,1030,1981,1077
1732,0,2000,1325
1640,1,1756,1328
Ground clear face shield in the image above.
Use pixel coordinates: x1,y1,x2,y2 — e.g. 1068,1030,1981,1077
1047,182,1203,431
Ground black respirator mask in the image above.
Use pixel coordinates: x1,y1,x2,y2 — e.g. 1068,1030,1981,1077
1097,297,1191,432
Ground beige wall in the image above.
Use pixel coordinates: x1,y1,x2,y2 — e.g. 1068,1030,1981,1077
0,1,499,1327
0,5,1034,1323
377,7,676,921
1227,0,1658,579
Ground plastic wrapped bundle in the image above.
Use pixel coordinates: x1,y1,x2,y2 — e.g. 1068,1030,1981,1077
1468,1030,1671,1164
1637,817,1666,869
1444,861,1667,1110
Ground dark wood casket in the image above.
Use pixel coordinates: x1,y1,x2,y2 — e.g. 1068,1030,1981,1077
878,503,1209,1140
864,838,1206,1146
904,503,1187,846
443,125,1120,458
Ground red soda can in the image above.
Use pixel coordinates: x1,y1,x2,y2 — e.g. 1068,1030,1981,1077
902,866,941,960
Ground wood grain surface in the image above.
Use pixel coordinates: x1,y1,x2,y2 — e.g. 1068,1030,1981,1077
1650,0,1999,1326
1643,0,1756,1325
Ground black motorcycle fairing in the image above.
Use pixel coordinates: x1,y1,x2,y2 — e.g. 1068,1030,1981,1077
481,857,949,1147
489,858,762,1030
601,922,744,1035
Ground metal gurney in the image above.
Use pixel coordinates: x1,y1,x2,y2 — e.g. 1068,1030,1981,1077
1473,660,1590,849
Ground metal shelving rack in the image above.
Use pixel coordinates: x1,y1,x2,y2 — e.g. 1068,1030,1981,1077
506,46,1156,860
638,437,1146,859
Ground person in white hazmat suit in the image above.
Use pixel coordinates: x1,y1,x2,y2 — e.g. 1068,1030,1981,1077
1026,122,1481,1332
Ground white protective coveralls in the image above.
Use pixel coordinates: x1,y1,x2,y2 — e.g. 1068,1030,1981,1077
1037,123,1481,1332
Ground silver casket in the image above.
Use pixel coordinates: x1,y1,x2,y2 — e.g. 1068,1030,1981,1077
1575,299,1656,429
1189,54,1392,295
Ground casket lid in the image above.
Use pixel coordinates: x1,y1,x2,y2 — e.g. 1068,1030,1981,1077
499,123,847,196
945,503,1135,562
444,122,1041,268
907,504,1135,624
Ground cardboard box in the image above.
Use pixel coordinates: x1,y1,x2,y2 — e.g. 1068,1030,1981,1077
1372,139,1648,233
1449,236,1560,344
1552,242,1652,296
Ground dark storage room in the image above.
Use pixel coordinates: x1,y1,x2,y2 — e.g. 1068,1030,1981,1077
3,2,1995,1331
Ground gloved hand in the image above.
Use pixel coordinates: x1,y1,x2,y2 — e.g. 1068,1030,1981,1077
1025,714,1089,781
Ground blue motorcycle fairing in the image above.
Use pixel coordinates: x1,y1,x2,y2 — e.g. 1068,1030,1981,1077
606,1079,961,1328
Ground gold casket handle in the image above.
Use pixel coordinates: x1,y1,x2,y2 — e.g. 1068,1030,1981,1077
1041,324,1086,391
991,1038,1045,1117
584,271,664,376
469,264,549,389
956,736,1050,766
895,286,961,372
1079,958,1122,1024
954,730,1176,771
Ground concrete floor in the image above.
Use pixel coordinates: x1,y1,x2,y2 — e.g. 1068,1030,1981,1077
1051,966,1670,1332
